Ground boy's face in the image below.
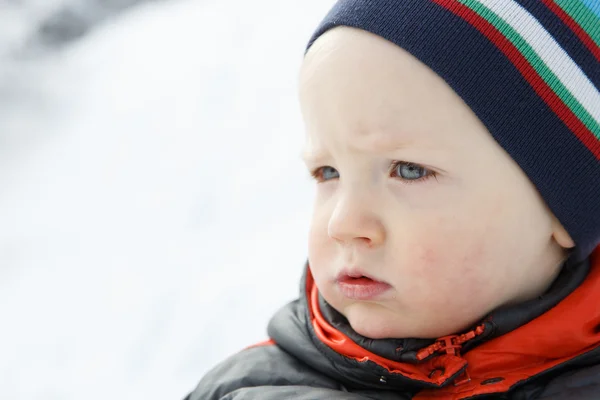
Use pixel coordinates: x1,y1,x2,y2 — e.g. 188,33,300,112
299,27,574,339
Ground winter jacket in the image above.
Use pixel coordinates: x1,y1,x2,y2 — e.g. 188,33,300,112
186,248,600,399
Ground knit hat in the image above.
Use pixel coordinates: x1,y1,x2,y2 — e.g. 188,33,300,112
306,0,600,260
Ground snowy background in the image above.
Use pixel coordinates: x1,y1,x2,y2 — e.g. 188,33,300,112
0,0,335,398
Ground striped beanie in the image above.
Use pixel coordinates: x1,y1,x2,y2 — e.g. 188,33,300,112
306,0,600,260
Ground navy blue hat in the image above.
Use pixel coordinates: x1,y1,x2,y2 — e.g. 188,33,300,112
306,0,600,259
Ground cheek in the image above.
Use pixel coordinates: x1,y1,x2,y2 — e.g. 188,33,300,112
307,209,348,311
394,213,502,310
307,204,334,279
308,222,327,262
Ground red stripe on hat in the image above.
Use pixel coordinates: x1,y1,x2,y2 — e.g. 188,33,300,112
540,0,600,63
430,0,600,160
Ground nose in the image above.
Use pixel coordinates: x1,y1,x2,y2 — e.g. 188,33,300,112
327,190,386,247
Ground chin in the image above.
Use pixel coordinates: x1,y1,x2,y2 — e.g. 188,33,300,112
348,314,445,340
343,304,461,340
343,304,401,339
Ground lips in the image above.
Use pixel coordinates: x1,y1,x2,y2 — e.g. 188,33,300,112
335,269,391,300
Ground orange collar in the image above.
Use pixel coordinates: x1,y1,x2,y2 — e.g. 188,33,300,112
307,248,600,399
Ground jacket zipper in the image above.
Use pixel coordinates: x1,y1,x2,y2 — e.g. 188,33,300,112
415,324,486,386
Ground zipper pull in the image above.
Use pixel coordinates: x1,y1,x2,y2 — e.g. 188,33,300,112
416,324,486,360
441,335,462,356
416,325,485,387
416,335,460,360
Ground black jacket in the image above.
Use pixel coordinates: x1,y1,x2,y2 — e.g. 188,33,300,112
187,250,600,399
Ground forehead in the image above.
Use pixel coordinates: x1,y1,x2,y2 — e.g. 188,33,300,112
300,28,417,128
298,27,488,157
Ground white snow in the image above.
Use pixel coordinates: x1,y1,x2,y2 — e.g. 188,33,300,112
0,0,335,398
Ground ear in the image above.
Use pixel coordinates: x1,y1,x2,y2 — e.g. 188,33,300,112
551,216,575,249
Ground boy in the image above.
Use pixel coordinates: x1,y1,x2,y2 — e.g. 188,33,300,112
186,0,600,398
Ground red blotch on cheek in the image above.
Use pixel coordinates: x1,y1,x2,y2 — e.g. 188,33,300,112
418,247,440,268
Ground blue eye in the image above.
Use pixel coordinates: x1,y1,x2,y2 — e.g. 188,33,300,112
311,166,339,182
391,162,431,181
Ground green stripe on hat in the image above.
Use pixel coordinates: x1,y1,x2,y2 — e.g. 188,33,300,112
458,0,600,140
555,0,600,48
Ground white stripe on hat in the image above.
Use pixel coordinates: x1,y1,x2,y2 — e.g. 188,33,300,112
475,0,600,125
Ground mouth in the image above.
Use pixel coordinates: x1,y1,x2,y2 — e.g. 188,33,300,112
335,269,392,300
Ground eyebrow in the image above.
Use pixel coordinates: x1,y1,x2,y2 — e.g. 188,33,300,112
300,124,433,166
300,147,328,165
301,136,412,161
